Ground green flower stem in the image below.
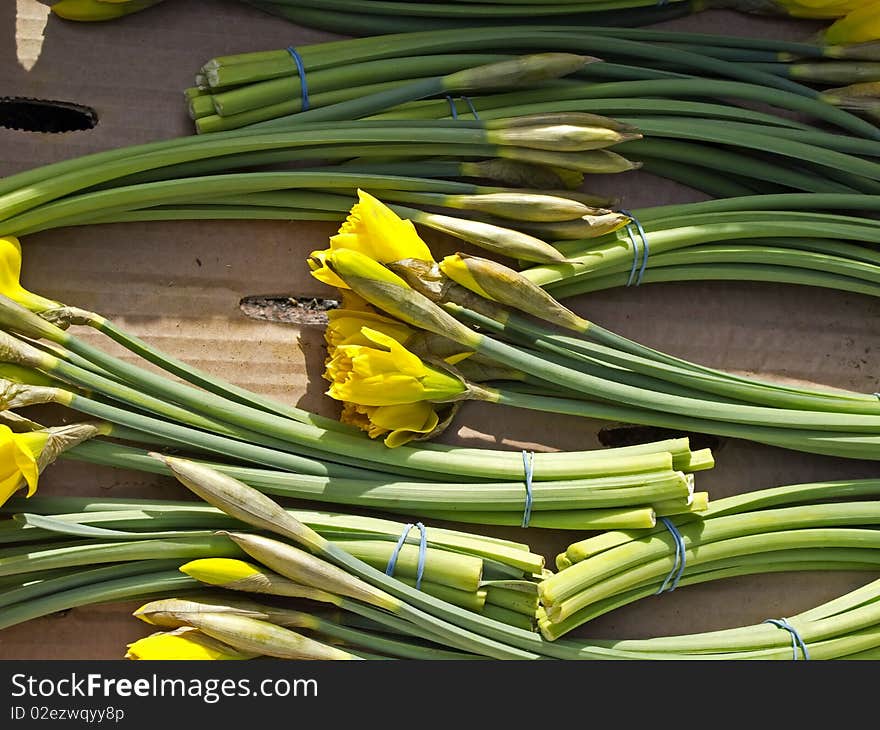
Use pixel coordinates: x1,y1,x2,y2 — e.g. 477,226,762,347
63,439,695,516
0,559,182,609
413,506,658,530
456,304,879,413
0,570,195,631
0,536,243,579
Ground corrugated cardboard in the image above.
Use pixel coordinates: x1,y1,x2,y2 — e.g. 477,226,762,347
1,0,877,658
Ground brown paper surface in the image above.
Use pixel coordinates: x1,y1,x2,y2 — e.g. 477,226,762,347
0,0,877,658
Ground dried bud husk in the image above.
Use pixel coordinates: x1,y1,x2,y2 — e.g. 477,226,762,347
323,249,481,348
225,531,400,612
444,193,590,223
489,124,641,152
0,378,59,410
440,253,589,332
418,211,567,263
177,558,343,605
444,53,593,92
821,80,880,112
0,410,44,432
39,306,99,330
519,211,631,241
153,454,327,553
176,611,360,660
38,422,106,470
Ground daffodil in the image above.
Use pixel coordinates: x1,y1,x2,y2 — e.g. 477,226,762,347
309,190,435,289
325,327,468,408
0,424,47,505
325,309,415,350
824,1,880,44
341,400,442,447
0,237,60,314
125,627,255,660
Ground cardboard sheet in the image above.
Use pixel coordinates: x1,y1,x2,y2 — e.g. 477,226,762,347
1,0,878,658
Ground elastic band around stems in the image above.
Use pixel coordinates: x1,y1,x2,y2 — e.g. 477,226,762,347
286,47,310,112
461,96,480,120
521,450,534,528
764,618,810,660
385,522,428,590
656,517,686,594
445,95,459,120
618,208,650,287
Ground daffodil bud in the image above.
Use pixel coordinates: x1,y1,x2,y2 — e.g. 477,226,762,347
417,212,567,264
321,248,482,348
825,41,880,61
459,159,582,190
125,627,256,661
486,112,639,134
821,81,880,114
174,559,343,604
52,0,166,21
440,254,589,333
443,54,593,92
174,611,360,661
788,62,880,84
488,125,641,152
442,193,591,223
152,454,327,553
520,212,631,241
503,147,641,174
224,531,400,612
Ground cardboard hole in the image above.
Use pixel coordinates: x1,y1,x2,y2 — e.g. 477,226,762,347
598,424,722,453
0,98,97,133
239,294,337,326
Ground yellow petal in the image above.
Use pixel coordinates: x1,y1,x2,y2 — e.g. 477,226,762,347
0,237,59,313
0,426,44,504
126,628,251,661
825,1,880,43
307,250,349,290
358,326,425,376
329,190,434,264
179,558,263,586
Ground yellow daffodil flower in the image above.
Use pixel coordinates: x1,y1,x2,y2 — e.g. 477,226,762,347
341,401,441,448
825,1,880,43
309,190,434,289
325,309,415,350
325,327,467,407
0,237,60,314
126,627,254,661
0,425,47,505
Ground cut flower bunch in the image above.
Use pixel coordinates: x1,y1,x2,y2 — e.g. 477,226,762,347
9,459,878,660
50,0,880,46
310,191,880,462
0,234,712,532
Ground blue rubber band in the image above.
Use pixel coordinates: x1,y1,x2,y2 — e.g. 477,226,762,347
618,208,650,287
385,522,428,589
764,618,810,660
286,47,310,112
521,450,534,528
445,95,459,120
656,517,686,594
461,96,480,120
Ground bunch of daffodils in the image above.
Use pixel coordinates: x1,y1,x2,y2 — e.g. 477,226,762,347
309,192,880,462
